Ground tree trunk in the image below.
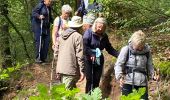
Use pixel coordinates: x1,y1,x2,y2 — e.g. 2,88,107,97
0,0,12,68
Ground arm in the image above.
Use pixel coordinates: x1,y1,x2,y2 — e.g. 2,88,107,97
75,34,85,82
147,50,155,79
104,34,119,57
114,46,128,80
32,3,44,19
52,17,59,49
83,29,94,57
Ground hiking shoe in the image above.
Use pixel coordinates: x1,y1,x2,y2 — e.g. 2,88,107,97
35,59,43,63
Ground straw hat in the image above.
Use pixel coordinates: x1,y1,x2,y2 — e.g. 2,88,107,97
68,16,83,28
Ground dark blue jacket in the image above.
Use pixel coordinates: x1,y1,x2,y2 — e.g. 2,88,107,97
31,2,53,34
83,28,119,58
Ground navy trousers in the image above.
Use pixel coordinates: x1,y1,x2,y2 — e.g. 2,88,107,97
85,56,104,93
34,27,50,61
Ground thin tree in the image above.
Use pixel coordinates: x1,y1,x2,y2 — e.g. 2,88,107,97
0,0,12,68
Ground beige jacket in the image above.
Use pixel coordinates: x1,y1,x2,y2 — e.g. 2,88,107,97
56,28,84,75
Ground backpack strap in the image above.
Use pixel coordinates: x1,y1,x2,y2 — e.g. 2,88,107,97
58,16,62,30
56,16,62,37
123,46,130,75
125,46,130,65
124,46,150,76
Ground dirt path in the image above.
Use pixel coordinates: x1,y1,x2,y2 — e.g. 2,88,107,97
1,61,170,100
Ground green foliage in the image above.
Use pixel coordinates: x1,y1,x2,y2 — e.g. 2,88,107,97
77,88,102,100
0,63,22,91
51,84,79,99
0,63,21,80
27,84,108,100
2,0,170,64
151,19,170,33
156,61,170,77
101,0,170,31
29,84,50,100
120,88,146,100
29,84,79,100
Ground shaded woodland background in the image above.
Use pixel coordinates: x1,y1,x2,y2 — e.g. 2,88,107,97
0,0,170,66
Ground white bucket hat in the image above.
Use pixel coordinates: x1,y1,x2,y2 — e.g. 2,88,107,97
68,16,83,28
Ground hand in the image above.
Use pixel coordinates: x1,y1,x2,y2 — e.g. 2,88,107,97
39,15,45,19
52,44,56,51
78,71,85,82
90,56,95,64
52,44,59,51
119,77,125,87
153,69,160,81
153,74,160,81
55,73,61,80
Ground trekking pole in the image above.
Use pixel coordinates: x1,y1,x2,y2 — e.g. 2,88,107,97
50,53,55,91
156,68,161,100
91,57,95,93
37,19,43,61
50,44,60,92
156,80,160,100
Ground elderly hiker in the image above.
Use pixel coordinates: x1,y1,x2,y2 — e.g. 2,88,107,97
56,16,85,90
83,17,119,93
82,13,96,32
52,4,72,52
32,0,53,63
114,30,159,100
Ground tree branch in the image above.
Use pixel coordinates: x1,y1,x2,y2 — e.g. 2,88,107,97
3,15,31,59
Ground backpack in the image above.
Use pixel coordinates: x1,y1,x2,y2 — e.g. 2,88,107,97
124,46,150,78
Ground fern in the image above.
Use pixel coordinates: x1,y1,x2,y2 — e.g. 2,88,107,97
77,87,103,100
29,84,80,100
120,87,146,100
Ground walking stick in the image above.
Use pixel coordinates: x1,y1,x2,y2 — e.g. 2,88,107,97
37,20,43,61
50,43,60,91
156,80,161,100
91,57,95,93
50,53,55,91
156,68,161,100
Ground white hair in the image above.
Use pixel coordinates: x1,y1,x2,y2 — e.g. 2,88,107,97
130,30,146,46
92,17,107,32
61,4,72,13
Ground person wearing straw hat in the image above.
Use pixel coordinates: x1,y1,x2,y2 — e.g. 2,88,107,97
56,16,85,90
83,17,119,93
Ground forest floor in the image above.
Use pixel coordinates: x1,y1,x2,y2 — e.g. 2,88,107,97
1,32,170,100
